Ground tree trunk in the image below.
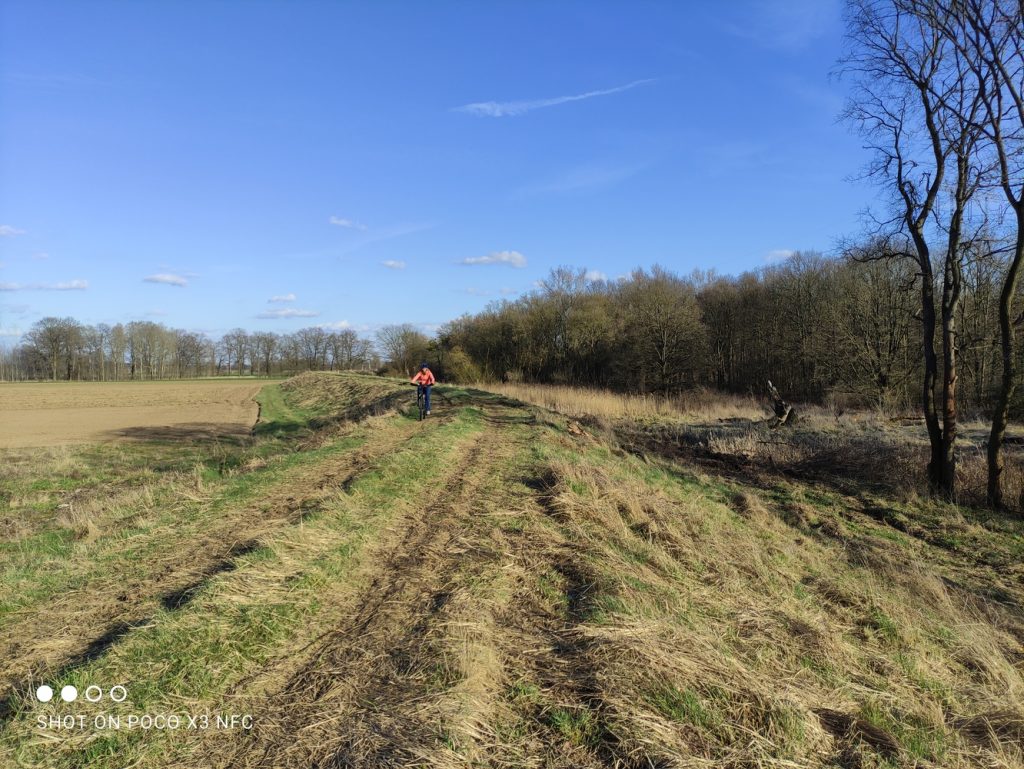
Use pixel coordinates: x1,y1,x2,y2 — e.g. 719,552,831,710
940,257,961,498
767,380,795,426
987,211,1024,509
940,172,968,499
911,231,944,491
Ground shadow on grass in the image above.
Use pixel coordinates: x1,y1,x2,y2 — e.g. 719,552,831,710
251,417,312,438
0,617,153,727
104,423,254,444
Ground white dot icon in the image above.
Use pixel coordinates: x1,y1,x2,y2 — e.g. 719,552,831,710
36,685,53,703
60,685,78,703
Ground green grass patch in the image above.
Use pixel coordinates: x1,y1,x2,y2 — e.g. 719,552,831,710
867,607,900,644
253,382,316,436
859,700,948,762
647,684,722,729
547,707,601,748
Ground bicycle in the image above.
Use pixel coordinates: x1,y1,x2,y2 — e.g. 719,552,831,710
412,382,427,421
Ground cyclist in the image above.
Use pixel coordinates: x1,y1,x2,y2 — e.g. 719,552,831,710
411,362,436,416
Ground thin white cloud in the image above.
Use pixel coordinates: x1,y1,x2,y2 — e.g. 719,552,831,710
257,308,320,319
460,250,527,268
0,225,26,237
381,260,406,270
31,252,49,260
320,320,372,332
269,293,296,303
455,79,655,118
0,279,88,291
723,0,838,52
334,222,437,257
463,286,524,297
766,249,796,263
329,216,367,230
585,270,608,282
520,163,647,196
4,72,107,87
144,273,189,287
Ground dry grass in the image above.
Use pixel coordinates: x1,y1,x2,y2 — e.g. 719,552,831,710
476,381,1024,509
615,415,1024,511
3,373,1022,769
522,449,1024,768
472,381,767,422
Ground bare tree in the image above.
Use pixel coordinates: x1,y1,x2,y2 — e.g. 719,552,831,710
376,324,428,375
838,244,918,408
327,329,362,371
952,0,1024,508
174,331,207,377
251,332,279,377
294,326,328,371
109,324,127,381
841,0,983,495
220,329,249,376
618,267,705,392
25,317,81,380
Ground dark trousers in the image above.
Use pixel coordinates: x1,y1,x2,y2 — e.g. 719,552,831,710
419,385,432,411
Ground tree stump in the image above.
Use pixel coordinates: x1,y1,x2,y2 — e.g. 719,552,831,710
767,380,795,427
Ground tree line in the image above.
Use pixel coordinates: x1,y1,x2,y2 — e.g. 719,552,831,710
0,320,378,381
430,252,1013,417
6,249,1004,414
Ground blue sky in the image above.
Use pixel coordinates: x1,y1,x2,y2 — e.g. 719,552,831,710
0,0,872,341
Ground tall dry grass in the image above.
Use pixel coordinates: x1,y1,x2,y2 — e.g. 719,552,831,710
473,382,767,422
475,381,1024,509
526,451,1024,767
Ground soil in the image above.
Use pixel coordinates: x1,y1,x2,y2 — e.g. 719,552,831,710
0,380,262,448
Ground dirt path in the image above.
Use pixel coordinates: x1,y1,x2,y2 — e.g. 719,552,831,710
180,397,628,769
181,402,498,765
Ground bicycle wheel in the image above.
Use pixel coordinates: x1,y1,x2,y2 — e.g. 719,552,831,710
417,391,425,420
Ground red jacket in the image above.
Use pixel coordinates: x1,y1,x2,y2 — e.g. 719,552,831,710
412,368,435,385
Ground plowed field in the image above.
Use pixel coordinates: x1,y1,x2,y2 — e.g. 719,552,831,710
0,380,262,448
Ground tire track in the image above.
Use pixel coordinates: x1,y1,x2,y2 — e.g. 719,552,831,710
0,417,426,713
206,398,640,769
206,404,535,769
217,432,492,768
478,467,655,769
